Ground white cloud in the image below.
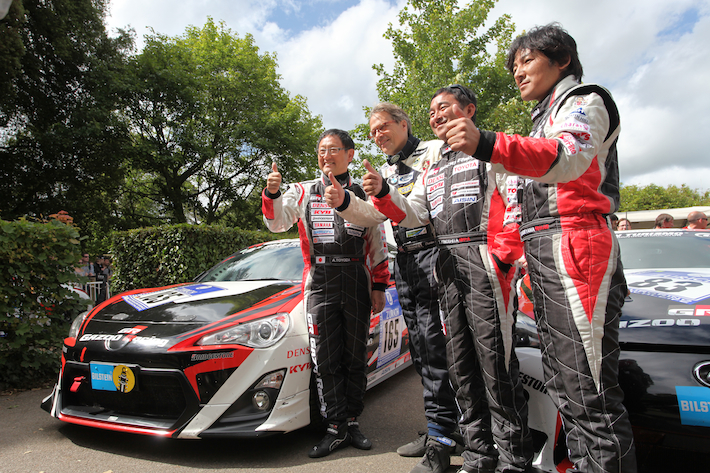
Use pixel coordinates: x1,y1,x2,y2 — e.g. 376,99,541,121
106,0,710,191
274,0,401,130
489,0,710,190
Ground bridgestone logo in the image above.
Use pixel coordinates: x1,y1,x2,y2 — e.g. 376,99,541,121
191,352,235,362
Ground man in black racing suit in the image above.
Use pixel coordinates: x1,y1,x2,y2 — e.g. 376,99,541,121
262,129,390,459
331,87,533,473
443,24,636,473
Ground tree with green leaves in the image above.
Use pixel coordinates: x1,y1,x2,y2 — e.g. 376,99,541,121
122,19,323,226
0,0,133,234
354,0,531,167
619,184,710,212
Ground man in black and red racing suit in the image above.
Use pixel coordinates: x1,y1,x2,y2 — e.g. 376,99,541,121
335,102,459,473
262,129,389,459
333,86,533,473
443,24,636,473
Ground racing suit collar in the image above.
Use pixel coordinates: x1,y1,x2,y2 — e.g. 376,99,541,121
531,75,579,124
387,134,421,166
323,171,351,188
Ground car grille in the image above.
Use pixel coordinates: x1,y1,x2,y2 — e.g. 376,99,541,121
62,362,189,419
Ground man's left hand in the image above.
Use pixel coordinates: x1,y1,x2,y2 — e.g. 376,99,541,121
371,290,386,314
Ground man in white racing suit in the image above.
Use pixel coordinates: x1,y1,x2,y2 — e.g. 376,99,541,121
262,129,390,459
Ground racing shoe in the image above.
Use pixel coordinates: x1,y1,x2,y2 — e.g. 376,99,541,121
308,421,351,458
410,436,454,473
347,417,372,450
397,431,428,457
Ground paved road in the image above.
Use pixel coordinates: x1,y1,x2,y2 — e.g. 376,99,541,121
0,366,466,473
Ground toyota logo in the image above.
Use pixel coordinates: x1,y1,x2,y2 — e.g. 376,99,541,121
693,361,710,388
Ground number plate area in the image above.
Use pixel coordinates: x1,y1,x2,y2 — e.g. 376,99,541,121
626,270,710,304
90,362,139,393
377,288,404,368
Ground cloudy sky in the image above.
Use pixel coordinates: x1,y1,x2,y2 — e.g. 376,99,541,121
105,0,710,191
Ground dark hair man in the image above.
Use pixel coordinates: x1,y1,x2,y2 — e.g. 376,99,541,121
617,218,632,231
654,213,674,229
262,129,390,458
330,87,533,473
441,23,636,473
328,102,460,473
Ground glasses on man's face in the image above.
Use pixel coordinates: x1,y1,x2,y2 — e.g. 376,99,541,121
318,147,344,157
368,120,394,140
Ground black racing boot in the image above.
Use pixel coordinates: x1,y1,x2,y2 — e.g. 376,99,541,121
347,417,372,450
308,421,351,458
410,436,454,473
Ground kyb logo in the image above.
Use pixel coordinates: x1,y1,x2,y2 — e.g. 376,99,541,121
289,361,311,374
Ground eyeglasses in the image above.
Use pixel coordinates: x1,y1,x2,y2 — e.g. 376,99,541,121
317,147,344,156
368,120,395,140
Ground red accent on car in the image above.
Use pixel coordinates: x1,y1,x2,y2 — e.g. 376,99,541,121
70,376,85,393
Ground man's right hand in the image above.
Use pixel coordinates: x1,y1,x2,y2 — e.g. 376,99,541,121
362,160,383,197
266,162,281,194
324,172,345,208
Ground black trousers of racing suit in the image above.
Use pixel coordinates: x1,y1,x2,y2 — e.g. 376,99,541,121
307,262,372,422
395,244,458,437
436,240,532,473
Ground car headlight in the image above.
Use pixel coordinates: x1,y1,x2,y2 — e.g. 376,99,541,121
197,313,290,348
68,310,91,339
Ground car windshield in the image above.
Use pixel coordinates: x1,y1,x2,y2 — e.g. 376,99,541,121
618,231,710,269
197,241,304,282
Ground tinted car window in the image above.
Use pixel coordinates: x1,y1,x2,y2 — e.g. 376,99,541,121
198,242,304,282
618,232,710,269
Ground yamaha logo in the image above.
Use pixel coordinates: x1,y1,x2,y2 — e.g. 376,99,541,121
693,361,710,388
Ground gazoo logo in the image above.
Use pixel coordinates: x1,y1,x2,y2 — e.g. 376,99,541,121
289,361,311,374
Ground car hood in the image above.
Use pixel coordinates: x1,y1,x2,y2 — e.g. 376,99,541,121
621,268,710,347
77,281,301,345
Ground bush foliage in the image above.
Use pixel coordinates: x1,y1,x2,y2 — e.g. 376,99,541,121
0,219,89,390
110,225,277,293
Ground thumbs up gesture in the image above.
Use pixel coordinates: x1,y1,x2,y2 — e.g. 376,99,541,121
324,172,345,208
267,162,282,194
362,160,383,197
443,102,480,156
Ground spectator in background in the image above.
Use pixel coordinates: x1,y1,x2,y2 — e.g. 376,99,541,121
93,255,104,280
610,214,619,230
684,211,708,230
96,256,113,303
617,218,632,231
75,253,95,278
654,213,674,229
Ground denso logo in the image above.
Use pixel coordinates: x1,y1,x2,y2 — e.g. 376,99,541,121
287,347,309,358
289,361,312,374
426,173,445,185
311,202,330,209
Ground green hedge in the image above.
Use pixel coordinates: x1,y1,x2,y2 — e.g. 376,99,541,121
0,219,89,389
110,225,280,293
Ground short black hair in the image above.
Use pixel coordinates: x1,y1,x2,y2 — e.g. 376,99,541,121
432,84,478,124
506,23,583,81
317,129,355,151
